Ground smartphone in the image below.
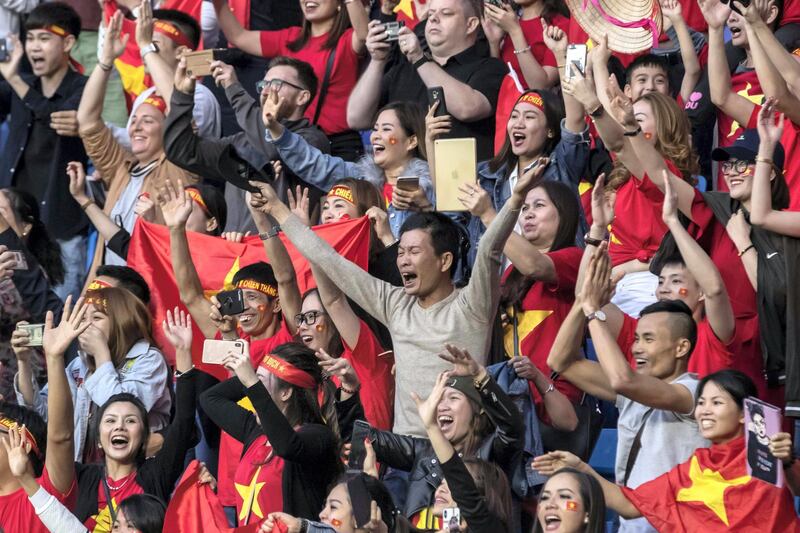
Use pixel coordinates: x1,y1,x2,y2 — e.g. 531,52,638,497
443,508,461,533
383,21,405,42
17,323,44,347
396,176,420,191
8,251,27,270
522,159,540,175
427,86,448,118
434,138,477,211
348,420,371,472
0,39,8,63
485,0,505,6
216,288,246,317
184,49,228,77
201,339,247,364
565,44,587,81
722,0,749,14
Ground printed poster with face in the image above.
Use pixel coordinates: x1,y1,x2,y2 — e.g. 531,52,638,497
744,397,784,487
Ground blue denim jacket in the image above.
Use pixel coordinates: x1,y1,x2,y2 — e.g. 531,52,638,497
466,120,590,268
268,129,434,237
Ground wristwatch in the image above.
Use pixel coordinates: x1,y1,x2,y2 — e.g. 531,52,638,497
140,42,159,60
583,232,606,247
413,55,431,69
585,310,607,323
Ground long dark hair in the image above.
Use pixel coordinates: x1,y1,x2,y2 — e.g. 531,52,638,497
2,188,64,285
500,181,579,311
300,288,343,357
532,467,606,533
116,494,166,533
287,1,351,52
534,0,570,19
375,101,427,161
462,458,514,533
93,393,151,466
488,90,564,175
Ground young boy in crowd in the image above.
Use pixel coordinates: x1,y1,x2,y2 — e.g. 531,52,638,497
0,2,89,300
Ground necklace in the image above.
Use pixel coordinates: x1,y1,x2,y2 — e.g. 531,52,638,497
105,471,134,491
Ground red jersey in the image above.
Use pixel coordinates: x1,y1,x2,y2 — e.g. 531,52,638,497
688,189,757,319
85,471,144,532
500,14,569,89
680,0,707,33
783,0,800,24
233,435,284,525
608,163,678,266
749,103,800,210
342,320,394,430
0,467,77,533
502,247,584,419
259,27,359,136
217,321,294,507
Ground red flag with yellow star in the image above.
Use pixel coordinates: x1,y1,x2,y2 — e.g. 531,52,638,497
126,216,371,376
621,436,800,532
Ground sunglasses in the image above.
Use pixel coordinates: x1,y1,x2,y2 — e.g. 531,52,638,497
294,310,327,327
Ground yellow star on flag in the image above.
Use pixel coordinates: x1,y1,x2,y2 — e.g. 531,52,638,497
727,83,763,139
675,455,751,526
235,465,266,522
394,0,414,19
504,309,553,356
204,256,241,300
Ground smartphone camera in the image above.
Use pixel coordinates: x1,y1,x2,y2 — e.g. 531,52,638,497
0,39,10,63
384,21,405,42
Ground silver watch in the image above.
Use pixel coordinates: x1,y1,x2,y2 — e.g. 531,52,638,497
140,42,159,59
586,310,607,323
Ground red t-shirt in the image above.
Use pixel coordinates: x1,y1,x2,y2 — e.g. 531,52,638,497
782,0,800,24
688,188,757,319
342,320,394,430
217,322,295,507
233,435,284,525
680,0,707,33
0,467,77,533
502,247,584,419
85,471,144,532
500,14,569,89
259,27,359,136
716,70,763,192
608,162,677,266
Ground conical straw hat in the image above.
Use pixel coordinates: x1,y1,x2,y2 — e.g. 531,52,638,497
565,0,663,54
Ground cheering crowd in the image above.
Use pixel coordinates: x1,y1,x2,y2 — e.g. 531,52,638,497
0,0,799,531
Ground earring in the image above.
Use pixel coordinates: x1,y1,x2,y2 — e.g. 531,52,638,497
547,130,554,138
584,516,589,524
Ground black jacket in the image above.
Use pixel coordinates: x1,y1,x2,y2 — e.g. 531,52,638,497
440,454,504,533
199,377,341,519
370,374,523,518
73,369,214,522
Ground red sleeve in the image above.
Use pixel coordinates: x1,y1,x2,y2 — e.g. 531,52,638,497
688,187,716,240
39,466,77,508
545,247,582,293
638,159,674,203
620,469,682,532
343,321,394,430
259,28,294,58
616,314,638,365
688,320,733,377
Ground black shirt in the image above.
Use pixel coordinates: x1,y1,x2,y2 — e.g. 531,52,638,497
380,43,506,160
0,69,89,239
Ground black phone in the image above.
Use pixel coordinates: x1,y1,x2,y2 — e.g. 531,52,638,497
348,420,371,472
216,289,246,317
0,40,8,63
427,86,448,118
722,0,749,14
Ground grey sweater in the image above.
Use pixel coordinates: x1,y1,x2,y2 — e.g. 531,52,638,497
281,200,519,436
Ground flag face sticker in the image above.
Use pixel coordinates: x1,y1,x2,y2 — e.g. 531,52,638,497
565,500,579,511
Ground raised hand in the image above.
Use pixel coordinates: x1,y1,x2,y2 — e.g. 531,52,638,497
725,209,752,251
0,34,24,81
590,173,616,230
247,181,283,216
561,63,601,111
531,450,583,475
66,162,89,204
512,157,549,202
261,87,288,130
736,0,771,24
659,0,684,23
2,425,33,478
287,186,311,227
365,20,392,62
661,170,680,225
222,342,258,388
425,101,452,143
209,60,238,89
366,206,394,244
579,241,614,313
10,322,35,363
158,179,193,229
457,182,493,218
174,55,197,95
541,19,567,56
438,343,484,378
135,0,155,48
411,370,451,429
756,97,785,148
606,76,636,129
134,193,156,222
484,2,520,36
316,348,360,391
162,307,193,352
101,11,130,65
697,0,732,30
43,295,90,359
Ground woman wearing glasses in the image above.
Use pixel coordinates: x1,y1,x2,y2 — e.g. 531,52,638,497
248,195,394,432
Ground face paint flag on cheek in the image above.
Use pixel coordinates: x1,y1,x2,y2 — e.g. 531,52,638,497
566,500,580,511
679,288,689,296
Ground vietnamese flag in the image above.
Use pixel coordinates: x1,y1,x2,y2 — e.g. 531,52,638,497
126,216,371,379
164,460,263,532
493,68,524,156
392,0,420,30
621,436,800,532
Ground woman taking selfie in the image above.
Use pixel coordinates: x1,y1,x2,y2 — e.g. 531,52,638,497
200,342,341,525
534,370,800,532
13,287,171,463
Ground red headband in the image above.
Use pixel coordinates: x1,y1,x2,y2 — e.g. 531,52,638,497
327,185,355,205
87,278,113,291
186,187,211,217
0,416,41,458
154,20,194,50
516,92,545,111
142,95,167,115
259,354,317,389
235,278,278,298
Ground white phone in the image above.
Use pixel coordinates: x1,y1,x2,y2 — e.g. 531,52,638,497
566,44,587,81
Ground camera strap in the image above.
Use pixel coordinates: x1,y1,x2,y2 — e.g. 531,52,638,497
313,46,337,125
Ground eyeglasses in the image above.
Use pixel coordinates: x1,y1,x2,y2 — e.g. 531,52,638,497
294,310,327,327
720,159,751,174
256,78,306,94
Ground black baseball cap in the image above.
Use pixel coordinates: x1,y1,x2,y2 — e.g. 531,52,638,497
711,128,785,173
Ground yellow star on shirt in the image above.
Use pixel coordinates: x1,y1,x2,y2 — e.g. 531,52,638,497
504,309,553,356
394,0,414,19
235,466,266,522
675,455,751,526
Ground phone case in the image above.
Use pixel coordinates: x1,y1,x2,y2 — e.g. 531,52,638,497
434,138,476,211
185,49,225,77
201,339,247,364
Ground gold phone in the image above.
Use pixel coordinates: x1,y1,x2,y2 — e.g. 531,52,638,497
201,339,248,364
184,49,226,77
434,138,477,212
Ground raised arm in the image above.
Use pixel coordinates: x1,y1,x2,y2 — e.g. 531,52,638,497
347,21,390,130
701,0,755,126
750,100,800,236
66,162,123,244
661,0,702,103
543,21,586,133
582,248,695,413
662,173,735,343
42,296,90,494
213,0,262,56
0,34,29,101
136,0,177,105
346,0,369,55
747,1,800,101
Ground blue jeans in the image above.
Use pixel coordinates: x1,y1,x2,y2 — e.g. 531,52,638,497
54,234,87,301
